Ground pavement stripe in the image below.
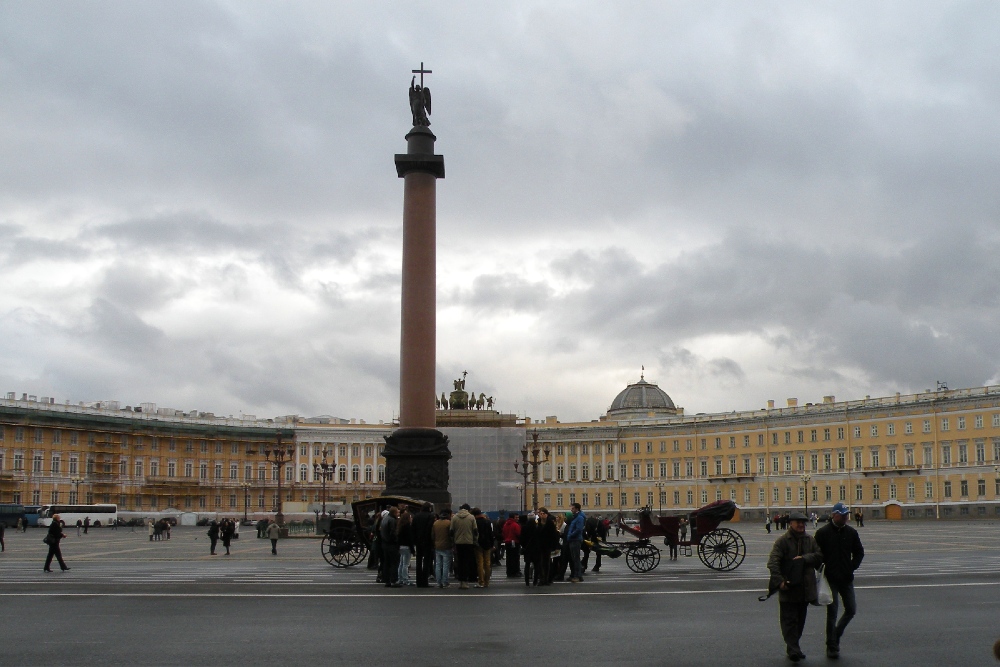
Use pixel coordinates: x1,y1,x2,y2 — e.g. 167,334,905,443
1,580,998,598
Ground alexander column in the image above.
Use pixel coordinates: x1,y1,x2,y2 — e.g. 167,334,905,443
382,63,452,508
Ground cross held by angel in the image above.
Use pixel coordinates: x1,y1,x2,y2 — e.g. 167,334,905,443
409,63,432,127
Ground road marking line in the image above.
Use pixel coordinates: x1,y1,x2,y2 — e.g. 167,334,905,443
1,581,997,598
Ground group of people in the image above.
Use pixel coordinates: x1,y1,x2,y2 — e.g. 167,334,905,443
367,502,611,590
766,502,865,662
206,518,242,555
147,518,173,541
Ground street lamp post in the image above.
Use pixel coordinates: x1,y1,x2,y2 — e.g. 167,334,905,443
654,481,666,514
263,436,295,526
801,473,812,516
513,429,550,513
241,482,251,523
71,476,84,504
313,448,335,518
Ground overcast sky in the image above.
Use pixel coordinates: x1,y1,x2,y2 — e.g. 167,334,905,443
2,2,999,423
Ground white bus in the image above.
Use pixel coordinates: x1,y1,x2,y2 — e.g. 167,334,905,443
37,504,118,528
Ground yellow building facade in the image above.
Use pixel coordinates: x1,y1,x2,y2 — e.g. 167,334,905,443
4,382,1000,521
530,382,1000,521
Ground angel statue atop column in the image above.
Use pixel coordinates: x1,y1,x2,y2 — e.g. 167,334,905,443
409,76,431,127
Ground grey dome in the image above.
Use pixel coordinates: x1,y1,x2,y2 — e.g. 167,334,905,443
608,378,676,417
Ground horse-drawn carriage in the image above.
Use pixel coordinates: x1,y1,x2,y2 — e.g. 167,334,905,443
321,495,428,567
601,499,746,573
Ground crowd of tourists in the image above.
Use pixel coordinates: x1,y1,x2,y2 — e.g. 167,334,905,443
367,502,612,589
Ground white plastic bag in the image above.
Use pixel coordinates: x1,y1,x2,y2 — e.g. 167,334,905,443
816,564,833,605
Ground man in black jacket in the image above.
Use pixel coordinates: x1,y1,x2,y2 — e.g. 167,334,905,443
411,503,436,588
814,502,865,659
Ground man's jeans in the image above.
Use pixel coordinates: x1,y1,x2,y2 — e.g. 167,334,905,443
826,579,857,647
567,539,583,580
434,549,452,587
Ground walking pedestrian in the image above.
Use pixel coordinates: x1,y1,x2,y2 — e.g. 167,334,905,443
679,517,688,543
592,514,609,572
501,513,521,578
432,509,453,588
221,518,234,555
43,514,70,572
765,514,772,534
83,517,90,534
449,503,478,590
411,502,436,587
815,502,865,659
766,511,822,662
266,519,281,555
207,520,220,555
0,521,5,552
76,519,82,537
148,519,155,542
566,503,586,583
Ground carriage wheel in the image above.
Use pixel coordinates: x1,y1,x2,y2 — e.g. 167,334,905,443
625,543,661,573
323,526,364,567
697,528,746,571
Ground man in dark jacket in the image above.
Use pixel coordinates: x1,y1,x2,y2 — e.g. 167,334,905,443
473,508,494,587
767,511,822,662
411,503,436,588
815,502,864,659
380,507,400,587
44,514,70,572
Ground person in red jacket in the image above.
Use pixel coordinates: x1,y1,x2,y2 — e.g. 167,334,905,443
501,513,521,578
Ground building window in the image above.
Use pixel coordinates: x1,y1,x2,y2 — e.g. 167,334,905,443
200,463,208,479
958,443,968,464
923,420,932,433
942,445,951,465
364,465,373,482
904,421,913,434
960,480,968,497
943,481,952,498
556,465,564,481
607,463,614,479
300,465,308,481
855,484,863,501
979,479,987,497
925,482,933,499
974,415,983,429
570,464,578,481
810,454,818,471
168,462,176,477
633,463,640,479
871,450,880,468
582,464,590,480
185,462,193,478
887,423,895,436
957,417,966,430
887,449,897,467
889,483,897,499
646,463,654,478
853,427,861,439
784,455,792,472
